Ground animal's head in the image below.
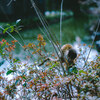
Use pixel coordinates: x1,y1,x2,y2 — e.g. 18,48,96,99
68,48,77,60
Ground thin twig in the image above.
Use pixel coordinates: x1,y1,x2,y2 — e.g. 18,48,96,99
60,0,64,46
84,18,100,67
7,0,13,6
38,57,58,66
30,0,66,75
67,84,72,100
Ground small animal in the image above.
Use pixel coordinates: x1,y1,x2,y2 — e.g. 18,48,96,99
39,44,77,71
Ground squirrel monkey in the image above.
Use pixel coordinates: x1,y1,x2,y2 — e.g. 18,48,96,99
39,44,77,70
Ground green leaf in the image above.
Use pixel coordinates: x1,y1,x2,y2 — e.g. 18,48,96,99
23,83,27,87
0,60,4,66
16,19,21,24
22,76,26,80
0,49,3,53
49,64,56,70
6,24,10,26
69,68,73,73
13,58,20,63
15,80,19,85
73,67,78,74
6,70,15,75
1,42,6,47
98,56,100,59
10,26,14,32
79,70,87,74
3,27,9,34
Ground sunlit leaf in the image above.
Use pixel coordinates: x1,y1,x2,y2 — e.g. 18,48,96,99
49,63,56,70
16,19,21,24
10,26,14,32
79,70,87,74
3,27,9,34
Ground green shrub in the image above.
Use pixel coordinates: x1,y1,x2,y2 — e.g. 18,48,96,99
0,35,99,100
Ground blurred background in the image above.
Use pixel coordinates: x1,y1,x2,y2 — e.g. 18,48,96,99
0,0,100,61
0,0,100,20
0,0,90,21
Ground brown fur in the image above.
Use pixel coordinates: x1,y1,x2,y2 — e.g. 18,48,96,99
61,44,73,56
39,44,77,71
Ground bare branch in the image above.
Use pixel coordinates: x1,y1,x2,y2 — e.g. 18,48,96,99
7,0,13,6
84,18,100,67
38,57,59,66
60,0,64,46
